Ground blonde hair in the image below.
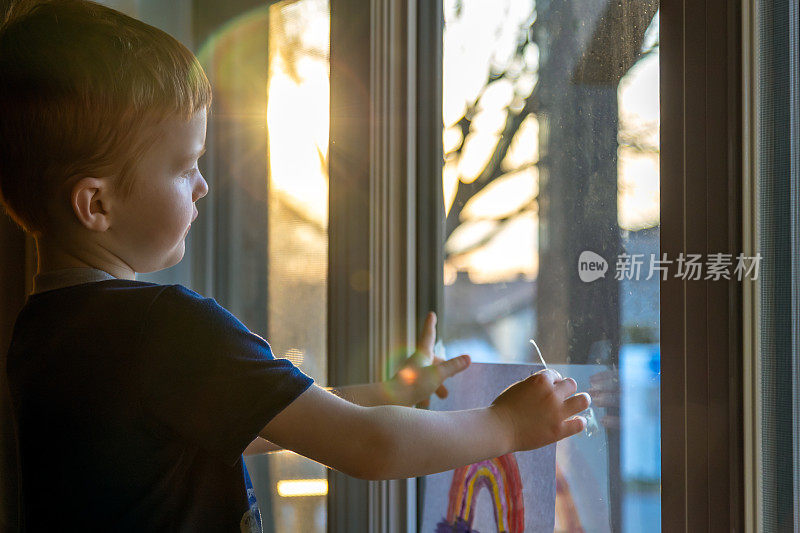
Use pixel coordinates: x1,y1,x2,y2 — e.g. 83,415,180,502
0,0,212,235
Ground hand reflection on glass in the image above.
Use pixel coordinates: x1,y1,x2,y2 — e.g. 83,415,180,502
588,368,620,430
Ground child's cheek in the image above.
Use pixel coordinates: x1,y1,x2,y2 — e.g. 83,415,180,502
134,194,186,246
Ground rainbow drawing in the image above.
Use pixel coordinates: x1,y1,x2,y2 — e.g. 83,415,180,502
436,453,524,533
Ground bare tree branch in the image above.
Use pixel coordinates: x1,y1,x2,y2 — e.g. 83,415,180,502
446,196,538,259
444,86,539,241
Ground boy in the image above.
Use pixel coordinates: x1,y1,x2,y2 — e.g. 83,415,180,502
0,1,590,531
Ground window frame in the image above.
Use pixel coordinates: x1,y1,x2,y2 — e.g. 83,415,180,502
328,0,420,531
660,0,744,530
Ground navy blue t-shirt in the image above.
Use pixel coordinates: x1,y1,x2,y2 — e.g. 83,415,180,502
6,280,314,532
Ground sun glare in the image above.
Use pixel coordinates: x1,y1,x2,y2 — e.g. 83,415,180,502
267,1,330,229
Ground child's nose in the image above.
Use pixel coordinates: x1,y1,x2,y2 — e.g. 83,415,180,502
193,172,209,201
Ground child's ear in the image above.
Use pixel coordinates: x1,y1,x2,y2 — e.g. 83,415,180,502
70,177,112,232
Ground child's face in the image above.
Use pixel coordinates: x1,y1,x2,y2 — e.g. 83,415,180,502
109,109,208,273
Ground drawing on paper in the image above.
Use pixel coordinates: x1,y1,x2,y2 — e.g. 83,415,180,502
420,363,556,533
436,453,524,533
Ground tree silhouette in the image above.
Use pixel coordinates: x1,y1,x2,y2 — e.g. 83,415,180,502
444,3,659,257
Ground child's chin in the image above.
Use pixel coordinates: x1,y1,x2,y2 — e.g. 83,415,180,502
168,241,186,267
138,243,186,274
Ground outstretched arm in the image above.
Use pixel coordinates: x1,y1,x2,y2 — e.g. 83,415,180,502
245,312,469,456
259,369,589,480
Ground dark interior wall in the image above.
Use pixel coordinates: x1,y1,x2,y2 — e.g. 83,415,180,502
1,6,29,530
0,214,28,530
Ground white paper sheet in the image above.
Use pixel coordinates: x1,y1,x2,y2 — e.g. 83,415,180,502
420,362,556,533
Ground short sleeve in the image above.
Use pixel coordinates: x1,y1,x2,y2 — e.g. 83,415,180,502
138,285,313,465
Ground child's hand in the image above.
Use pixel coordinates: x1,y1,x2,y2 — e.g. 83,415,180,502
389,311,471,407
490,369,591,451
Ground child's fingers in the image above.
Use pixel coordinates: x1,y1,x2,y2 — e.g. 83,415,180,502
562,392,591,416
554,377,577,397
435,354,471,381
532,368,563,384
416,311,436,352
434,384,448,399
407,350,430,368
558,416,587,439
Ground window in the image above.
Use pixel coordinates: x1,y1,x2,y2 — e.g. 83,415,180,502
437,2,660,530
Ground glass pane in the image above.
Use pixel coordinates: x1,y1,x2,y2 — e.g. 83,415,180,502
244,1,329,532
440,1,660,531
